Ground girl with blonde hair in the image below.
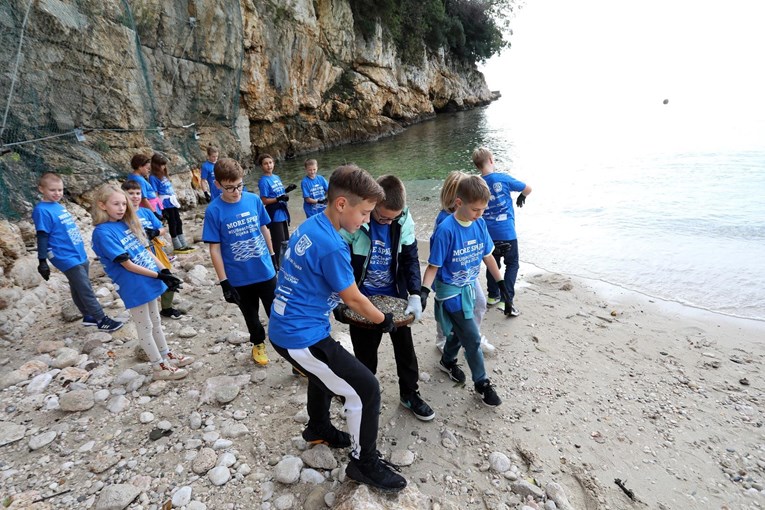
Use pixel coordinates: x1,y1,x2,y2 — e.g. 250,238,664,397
91,184,193,380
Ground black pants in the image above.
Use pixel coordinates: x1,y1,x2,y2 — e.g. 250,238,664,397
350,324,419,397
271,335,380,460
267,221,289,267
162,207,183,238
234,277,276,345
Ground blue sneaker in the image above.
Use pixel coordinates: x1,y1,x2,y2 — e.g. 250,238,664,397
97,316,124,332
82,315,98,327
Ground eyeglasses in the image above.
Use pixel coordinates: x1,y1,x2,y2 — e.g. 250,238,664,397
374,209,403,223
222,182,244,193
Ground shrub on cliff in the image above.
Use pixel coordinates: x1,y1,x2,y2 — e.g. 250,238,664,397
348,0,511,64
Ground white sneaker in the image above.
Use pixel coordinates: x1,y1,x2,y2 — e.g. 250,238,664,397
153,362,188,381
165,351,194,367
480,336,496,356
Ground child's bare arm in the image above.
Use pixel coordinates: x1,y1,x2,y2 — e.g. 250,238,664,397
260,225,275,255
209,243,227,281
120,260,160,278
338,284,385,324
483,255,503,283
422,264,439,289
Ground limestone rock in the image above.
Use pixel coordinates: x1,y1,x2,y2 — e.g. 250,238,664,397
301,444,337,470
93,484,141,510
59,389,95,412
29,430,57,450
192,447,217,474
274,456,304,484
334,484,429,510
0,422,26,446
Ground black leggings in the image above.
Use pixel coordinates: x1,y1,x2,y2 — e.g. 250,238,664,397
267,221,290,267
162,207,183,238
234,277,276,345
271,336,380,460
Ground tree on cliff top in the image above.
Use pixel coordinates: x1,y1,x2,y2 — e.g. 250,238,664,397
348,0,512,65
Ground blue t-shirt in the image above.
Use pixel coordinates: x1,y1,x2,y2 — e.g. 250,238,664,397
258,174,288,222
92,221,166,309
201,192,275,286
136,207,163,230
269,213,355,349
149,175,178,209
360,221,396,297
201,161,221,200
32,201,88,272
428,215,494,287
481,172,527,241
127,173,157,200
301,175,329,218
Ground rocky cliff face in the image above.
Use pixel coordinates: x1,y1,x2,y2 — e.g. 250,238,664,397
0,0,494,288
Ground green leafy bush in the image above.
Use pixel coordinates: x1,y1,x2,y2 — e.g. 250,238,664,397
348,0,510,64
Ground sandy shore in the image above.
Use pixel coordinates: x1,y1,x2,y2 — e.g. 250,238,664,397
1,204,764,509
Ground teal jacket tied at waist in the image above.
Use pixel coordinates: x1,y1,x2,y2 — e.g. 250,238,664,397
433,279,475,340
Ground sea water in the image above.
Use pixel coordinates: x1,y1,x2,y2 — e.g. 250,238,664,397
260,1,765,321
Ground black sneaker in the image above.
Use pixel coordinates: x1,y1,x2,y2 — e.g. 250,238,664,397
346,452,407,493
400,392,436,421
438,359,466,384
302,425,351,449
97,316,124,332
159,308,184,319
475,379,502,407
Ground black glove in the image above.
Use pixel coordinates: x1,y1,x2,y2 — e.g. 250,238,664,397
144,228,160,240
332,304,350,324
271,253,279,271
377,312,396,334
420,286,431,313
220,279,240,304
157,269,183,292
37,260,50,281
204,191,211,203
317,197,328,205
284,184,297,194
277,194,289,203
516,194,526,208
497,280,513,316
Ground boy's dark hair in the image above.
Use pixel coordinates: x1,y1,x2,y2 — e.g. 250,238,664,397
457,175,491,204
304,158,317,168
214,158,244,183
207,146,219,156
377,174,406,211
38,172,62,187
151,153,169,179
130,154,151,170
257,153,273,166
121,179,142,192
327,165,384,205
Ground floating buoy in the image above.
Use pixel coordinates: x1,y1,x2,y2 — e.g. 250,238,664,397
662,99,669,105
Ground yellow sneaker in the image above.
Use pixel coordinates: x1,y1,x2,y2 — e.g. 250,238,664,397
252,343,269,365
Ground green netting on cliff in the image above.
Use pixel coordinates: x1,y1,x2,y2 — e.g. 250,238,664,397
0,0,244,219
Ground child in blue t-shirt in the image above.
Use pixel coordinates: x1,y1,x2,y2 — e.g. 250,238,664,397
149,152,195,254
422,176,512,408
122,179,185,320
268,165,406,493
339,174,435,422
200,146,220,202
432,171,494,355
32,173,124,332
473,147,532,317
91,184,192,381
257,153,296,268
301,158,328,218
127,153,163,215
202,158,278,366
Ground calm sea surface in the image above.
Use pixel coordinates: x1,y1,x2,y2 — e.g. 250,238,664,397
250,103,765,321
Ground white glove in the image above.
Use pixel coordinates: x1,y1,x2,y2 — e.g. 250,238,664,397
404,294,422,322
